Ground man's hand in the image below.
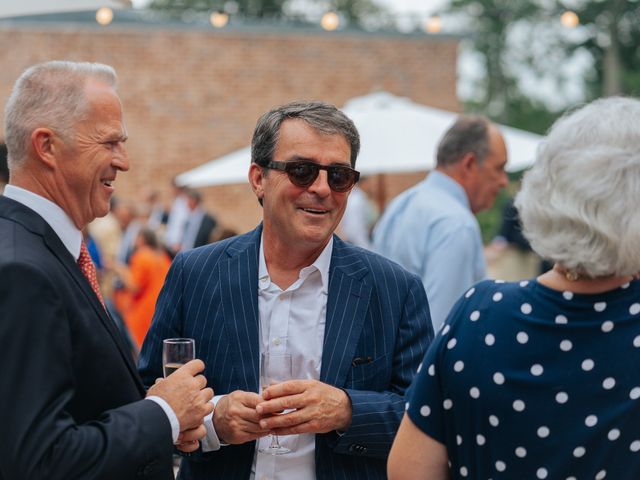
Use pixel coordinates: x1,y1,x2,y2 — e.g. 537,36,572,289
213,390,269,444
256,380,352,435
147,359,214,432
175,425,207,453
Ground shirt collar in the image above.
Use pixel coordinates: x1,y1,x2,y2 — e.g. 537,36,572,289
427,170,471,210
258,234,333,294
3,185,83,260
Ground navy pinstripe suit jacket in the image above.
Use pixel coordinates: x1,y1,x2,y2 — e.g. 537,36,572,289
139,225,433,480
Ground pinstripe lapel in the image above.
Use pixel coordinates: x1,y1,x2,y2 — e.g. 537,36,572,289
320,236,373,387
219,226,261,392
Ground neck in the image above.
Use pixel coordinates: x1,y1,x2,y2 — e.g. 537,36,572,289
262,233,327,291
537,263,633,294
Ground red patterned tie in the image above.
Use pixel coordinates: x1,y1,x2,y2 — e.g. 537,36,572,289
77,242,105,309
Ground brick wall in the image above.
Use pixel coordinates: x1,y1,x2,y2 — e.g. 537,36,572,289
0,21,459,234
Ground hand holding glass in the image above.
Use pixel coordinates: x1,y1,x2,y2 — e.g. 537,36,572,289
259,352,293,455
162,338,195,377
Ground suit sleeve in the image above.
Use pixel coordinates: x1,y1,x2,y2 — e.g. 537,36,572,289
331,273,434,459
0,262,173,480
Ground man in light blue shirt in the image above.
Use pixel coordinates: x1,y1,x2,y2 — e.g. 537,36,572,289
373,116,508,330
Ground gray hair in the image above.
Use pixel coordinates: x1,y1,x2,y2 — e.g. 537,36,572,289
251,100,360,168
4,60,117,169
436,115,491,167
515,96,640,277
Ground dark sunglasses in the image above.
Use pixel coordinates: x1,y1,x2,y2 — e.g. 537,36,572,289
264,160,360,193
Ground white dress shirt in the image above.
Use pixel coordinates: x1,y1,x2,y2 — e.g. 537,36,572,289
3,185,180,442
202,233,332,480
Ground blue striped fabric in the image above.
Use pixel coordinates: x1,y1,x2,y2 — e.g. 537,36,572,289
139,225,433,480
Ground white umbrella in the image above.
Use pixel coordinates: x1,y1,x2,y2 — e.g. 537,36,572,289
176,92,543,188
0,0,130,18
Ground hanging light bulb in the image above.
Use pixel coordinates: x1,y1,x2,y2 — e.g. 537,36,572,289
95,7,113,26
424,15,441,34
561,10,579,28
321,11,339,31
210,10,229,28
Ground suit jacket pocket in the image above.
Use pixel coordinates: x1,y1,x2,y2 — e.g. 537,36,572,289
345,354,389,391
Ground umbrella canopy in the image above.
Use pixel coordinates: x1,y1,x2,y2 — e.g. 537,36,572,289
176,92,543,188
0,0,130,18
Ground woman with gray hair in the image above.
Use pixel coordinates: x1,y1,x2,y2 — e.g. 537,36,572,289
388,96,640,480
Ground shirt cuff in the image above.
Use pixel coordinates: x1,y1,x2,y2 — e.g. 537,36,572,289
146,396,179,443
201,395,229,452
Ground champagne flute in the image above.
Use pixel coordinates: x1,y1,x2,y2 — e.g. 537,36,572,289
259,351,292,455
162,338,195,377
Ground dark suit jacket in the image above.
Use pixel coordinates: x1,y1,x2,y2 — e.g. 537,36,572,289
139,224,433,480
193,212,217,249
0,196,174,480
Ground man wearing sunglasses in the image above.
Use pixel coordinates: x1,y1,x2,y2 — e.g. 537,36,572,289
140,101,433,480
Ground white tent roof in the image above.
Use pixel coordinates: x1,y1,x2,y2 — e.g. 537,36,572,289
0,0,130,18
176,92,542,188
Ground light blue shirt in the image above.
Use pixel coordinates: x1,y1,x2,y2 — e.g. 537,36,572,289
372,171,486,330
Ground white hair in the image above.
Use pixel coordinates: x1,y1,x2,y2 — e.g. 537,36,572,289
515,96,640,277
4,60,117,169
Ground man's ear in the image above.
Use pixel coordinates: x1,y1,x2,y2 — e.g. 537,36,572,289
31,128,59,169
459,152,478,179
248,163,265,202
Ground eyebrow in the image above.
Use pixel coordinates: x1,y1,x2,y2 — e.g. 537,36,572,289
286,155,351,166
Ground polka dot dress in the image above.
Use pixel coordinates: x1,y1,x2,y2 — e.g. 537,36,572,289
407,278,640,479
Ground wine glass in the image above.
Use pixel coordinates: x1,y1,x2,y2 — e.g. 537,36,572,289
162,338,195,377
259,351,292,455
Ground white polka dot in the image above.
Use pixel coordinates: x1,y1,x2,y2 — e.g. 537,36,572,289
556,391,569,404
519,280,529,287
443,399,453,410
465,287,475,298
601,320,614,333
563,291,573,300
489,415,500,427
567,477,577,480
521,303,532,314
485,334,496,346
555,314,568,324
459,466,468,477
537,426,550,438
516,332,529,344
603,377,616,390
428,364,435,376
456,435,462,445
631,440,640,452
582,359,595,371
493,372,505,385
608,429,620,441
513,399,526,412
469,310,480,321
530,364,544,376
405,402,409,411
560,340,572,351
537,467,548,479
495,279,505,283
492,292,503,302
630,303,640,315
594,301,607,312
454,360,465,372
630,387,640,399
634,336,640,348
447,338,457,349
470,387,480,399
495,461,506,472
416,362,423,373
441,325,451,336
585,415,598,427
420,405,431,417
573,446,585,457
515,446,527,458
595,470,606,480
476,434,485,445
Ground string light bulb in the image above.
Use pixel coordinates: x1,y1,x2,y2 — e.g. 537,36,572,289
424,15,441,34
321,11,339,31
95,7,113,26
561,10,579,28
210,10,229,28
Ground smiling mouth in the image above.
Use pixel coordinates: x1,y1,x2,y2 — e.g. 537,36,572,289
301,208,328,215
102,180,114,187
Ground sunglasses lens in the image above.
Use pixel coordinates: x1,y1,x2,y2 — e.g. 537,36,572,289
329,167,358,192
287,162,318,187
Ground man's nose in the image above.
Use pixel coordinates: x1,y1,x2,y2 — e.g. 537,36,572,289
113,144,130,172
308,170,331,196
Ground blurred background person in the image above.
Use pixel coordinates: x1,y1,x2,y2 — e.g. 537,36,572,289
388,96,640,480
373,116,508,330
164,179,190,255
180,188,217,251
338,175,378,249
112,227,172,350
